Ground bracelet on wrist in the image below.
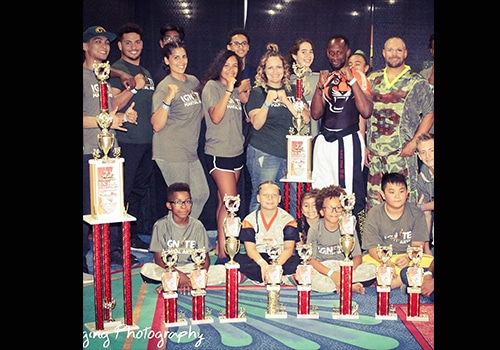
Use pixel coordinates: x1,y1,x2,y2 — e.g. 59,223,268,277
423,271,433,277
131,88,138,94
161,101,171,110
225,89,233,94
347,77,357,86
327,268,334,278
256,258,265,266
263,101,270,108
123,114,128,123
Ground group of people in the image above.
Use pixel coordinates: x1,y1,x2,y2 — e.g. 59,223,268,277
83,23,434,302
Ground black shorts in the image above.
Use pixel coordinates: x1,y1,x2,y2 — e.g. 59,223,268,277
205,153,245,174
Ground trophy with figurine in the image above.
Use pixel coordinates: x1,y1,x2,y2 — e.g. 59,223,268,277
219,194,246,323
375,245,397,320
405,246,429,321
189,248,213,324
265,244,287,318
160,249,187,326
295,243,319,318
332,193,359,319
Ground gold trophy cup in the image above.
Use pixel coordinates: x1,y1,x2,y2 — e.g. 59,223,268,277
223,194,242,264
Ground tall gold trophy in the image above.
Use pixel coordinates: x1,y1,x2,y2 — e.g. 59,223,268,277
332,193,359,319
283,63,312,183
375,245,397,320
189,248,214,324
83,61,137,334
160,249,187,326
405,246,429,321
219,194,246,323
265,244,287,318
295,243,319,318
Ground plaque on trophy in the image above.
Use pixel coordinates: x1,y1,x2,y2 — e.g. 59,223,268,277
405,246,429,321
265,244,287,318
296,243,319,318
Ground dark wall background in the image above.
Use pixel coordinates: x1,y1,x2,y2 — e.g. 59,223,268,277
83,0,434,79
83,0,434,231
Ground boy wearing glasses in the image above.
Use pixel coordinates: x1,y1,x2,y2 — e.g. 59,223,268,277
140,182,225,294
306,185,376,293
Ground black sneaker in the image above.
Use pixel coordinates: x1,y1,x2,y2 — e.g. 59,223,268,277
110,250,140,266
130,236,150,252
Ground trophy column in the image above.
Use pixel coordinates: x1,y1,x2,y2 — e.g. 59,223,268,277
375,245,397,320
405,246,429,321
295,243,319,319
332,193,359,319
83,61,138,334
160,249,187,326
280,62,312,218
219,195,246,323
189,248,214,325
265,245,287,318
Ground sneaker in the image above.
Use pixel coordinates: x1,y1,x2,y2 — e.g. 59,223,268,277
110,250,140,266
83,272,94,285
249,279,266,286
215,257,230,265
140,262,166,283
131,236,149,252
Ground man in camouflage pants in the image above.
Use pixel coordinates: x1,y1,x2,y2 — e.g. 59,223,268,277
365,36,434,212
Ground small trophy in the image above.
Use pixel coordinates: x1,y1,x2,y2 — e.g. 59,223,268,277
405,246,429,321
333,193,359,319
265,244,287,318
160,249,187,326
189,248,213,324
295,243,319,319
375,245,397,320
219,194,247,323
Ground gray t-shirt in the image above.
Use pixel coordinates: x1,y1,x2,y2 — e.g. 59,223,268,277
149,212,211,267
361,202,429,253
306,219,362,261
202,80,244,157
151,74,202,162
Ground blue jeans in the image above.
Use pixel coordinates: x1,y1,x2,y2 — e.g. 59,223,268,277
246,145,297,217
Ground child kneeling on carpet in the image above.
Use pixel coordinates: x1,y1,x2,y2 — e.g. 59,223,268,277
140,182,225,294
361,172,433,289
306,185,377,294
234,180,301,285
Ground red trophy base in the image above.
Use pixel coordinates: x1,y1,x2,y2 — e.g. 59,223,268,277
219,263,246,323
375,286,398,320
406,287,429,321
332,261,359,319
297,285,319,319
163,292,187,327
190,291,214,325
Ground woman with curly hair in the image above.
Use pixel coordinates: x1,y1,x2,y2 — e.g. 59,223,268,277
245,43,311,218
196,49,247,263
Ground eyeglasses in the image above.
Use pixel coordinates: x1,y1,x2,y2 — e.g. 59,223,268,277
163,36,180,43
169,199,193,206
230,41,248,47
322,206,344,213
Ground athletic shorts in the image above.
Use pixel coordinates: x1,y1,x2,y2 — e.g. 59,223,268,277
205,153,245,174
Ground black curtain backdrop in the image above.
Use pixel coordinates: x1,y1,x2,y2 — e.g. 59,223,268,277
83,0,434,231
83,0,434,79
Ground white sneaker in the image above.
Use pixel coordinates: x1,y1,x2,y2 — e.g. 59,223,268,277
140,262,166,282
83,272,94,285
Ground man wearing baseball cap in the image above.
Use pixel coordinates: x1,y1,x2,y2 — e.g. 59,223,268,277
83,25,140,283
